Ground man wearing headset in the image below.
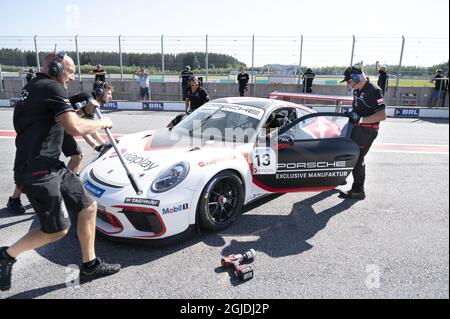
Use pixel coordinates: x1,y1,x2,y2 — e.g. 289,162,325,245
72,81,113,153
339,64,387,200
0,52,120,291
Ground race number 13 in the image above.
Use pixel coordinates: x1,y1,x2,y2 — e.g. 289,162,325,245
252,147,277,175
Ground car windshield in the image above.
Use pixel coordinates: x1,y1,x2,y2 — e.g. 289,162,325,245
173,103,264,143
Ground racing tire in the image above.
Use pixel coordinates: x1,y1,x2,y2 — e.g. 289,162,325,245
198,171,244,231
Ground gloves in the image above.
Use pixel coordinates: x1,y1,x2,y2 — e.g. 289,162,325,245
344,111,360,124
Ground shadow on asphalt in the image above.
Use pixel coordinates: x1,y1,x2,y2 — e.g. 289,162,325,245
5,189,359,297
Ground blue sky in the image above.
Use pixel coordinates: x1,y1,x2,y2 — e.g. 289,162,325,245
0,0,448,37
0,0,448,66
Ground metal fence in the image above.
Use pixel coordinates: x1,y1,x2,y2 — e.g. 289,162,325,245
0,35,448,90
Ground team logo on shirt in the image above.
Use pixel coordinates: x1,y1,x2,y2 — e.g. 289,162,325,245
18,90,29,101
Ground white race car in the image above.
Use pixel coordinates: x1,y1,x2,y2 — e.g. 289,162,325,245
80,97,360,243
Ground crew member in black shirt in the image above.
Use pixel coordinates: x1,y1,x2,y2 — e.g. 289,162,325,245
237,67,250,97
302,68,315,93
430,69,448,107
89,64,107,87
185,76,210,113
375,61,389,94
6,92,87,216
339,64,387,200
0,52,120,291
180,66,194,100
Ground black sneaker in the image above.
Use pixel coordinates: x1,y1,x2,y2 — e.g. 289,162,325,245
0,247,16,291
79,258,121,283
338,190,366,200
6,197,26,215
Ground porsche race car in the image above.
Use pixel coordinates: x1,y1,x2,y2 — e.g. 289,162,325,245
80,97,360,242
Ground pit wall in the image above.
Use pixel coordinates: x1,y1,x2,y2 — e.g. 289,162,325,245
1,78,448,109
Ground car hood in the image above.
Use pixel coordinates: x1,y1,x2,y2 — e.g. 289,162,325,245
88,128,246,188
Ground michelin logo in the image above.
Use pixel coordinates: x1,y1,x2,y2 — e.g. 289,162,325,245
162,204,189,215
124,197,160,207
84,181,106,198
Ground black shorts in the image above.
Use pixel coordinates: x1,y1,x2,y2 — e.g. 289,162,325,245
18,168,94,234
62,133,82,157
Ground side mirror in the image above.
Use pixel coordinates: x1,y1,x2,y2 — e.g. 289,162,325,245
277,134,295,148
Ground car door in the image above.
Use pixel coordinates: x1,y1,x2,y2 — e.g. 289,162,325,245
251,112,360,192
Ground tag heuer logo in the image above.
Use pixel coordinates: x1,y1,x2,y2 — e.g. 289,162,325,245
124,197,160,207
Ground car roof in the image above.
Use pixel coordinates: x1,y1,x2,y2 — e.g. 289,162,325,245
210,97,313,114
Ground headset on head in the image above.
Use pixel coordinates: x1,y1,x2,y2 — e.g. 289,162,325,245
93,81,107,99
351,72,363,84
349,65,363,84
47,51,66,78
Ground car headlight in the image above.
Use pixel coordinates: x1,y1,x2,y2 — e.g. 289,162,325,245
151,162,190,193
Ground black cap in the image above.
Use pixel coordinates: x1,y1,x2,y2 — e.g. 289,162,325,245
340,65,363,83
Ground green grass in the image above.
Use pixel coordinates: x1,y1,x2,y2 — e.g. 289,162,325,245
1,71,437,87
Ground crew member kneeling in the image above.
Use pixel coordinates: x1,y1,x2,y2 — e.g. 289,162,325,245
339,64,387,200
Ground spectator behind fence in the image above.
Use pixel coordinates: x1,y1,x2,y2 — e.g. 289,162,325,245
89,64,107,88
302,68,315,93
237,67,250,97
134,67,151,101
180,66,194,100
375,61,389,94
25,68,35,84
429,69,448,107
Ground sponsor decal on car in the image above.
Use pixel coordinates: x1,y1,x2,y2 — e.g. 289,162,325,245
84,180,106,198
277,161,347,170
200,103,264,120
276,171,349,180
124,197,160,207
162,204,189,215
198,155,238,167
122,153,159,171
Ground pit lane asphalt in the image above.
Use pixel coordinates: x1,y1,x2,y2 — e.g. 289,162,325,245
0,108,448,299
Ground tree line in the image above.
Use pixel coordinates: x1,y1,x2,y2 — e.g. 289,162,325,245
0,48,246,71
0,48,447,77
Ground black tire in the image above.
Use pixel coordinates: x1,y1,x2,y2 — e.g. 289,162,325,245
198,171,244,231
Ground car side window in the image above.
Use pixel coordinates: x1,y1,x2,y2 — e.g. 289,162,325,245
263,108,296,129
285,115,350,141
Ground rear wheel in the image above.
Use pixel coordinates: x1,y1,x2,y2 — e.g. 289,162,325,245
198,171,244,231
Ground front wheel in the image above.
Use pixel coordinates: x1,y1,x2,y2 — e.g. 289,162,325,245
198,171,244,231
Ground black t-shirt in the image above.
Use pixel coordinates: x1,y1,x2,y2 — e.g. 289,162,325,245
181,70,194,87
93,68,106,82
434,74,448,91
237,73,250,87
185,86,209,110
303,72,315,88
378,70,389,88
352,80,386,122
13,73,74,175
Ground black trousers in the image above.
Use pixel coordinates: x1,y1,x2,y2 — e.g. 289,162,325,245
239,85,247,97
350,126,379,192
